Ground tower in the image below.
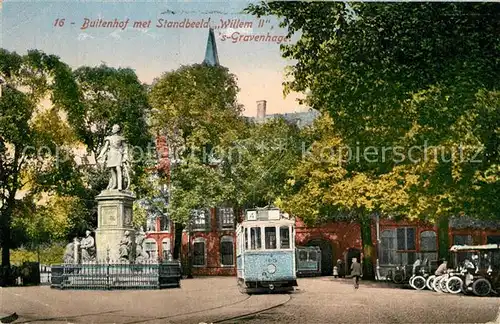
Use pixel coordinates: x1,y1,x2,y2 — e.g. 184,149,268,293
202,27,220,66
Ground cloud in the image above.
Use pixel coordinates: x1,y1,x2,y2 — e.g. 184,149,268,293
77,33,94,41
109,29,122,39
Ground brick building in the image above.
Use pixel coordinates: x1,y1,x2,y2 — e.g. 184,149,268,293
143,28,500,277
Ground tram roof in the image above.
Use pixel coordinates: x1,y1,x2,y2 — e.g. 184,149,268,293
238,219,295,226
449,244,500,252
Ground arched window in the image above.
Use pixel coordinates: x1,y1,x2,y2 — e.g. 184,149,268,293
220,236,234,266
144,238,158,260
193,237,207,267
162,238,171,260
380,229,397,265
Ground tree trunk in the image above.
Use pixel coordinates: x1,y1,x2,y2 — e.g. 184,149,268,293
173,222,184,259
0,207,12,287
359,215,375,280
438,215,450,261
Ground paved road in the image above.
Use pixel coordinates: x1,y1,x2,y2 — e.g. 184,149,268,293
0,277,499,323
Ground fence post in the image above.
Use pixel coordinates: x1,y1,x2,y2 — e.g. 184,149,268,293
106,248,110,290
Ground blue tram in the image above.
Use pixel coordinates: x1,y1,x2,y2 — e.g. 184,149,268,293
236,207,297,293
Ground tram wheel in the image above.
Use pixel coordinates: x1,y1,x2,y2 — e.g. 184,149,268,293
426,275,436,291
472,278,491,297
413,276,427,290
446,277,463,294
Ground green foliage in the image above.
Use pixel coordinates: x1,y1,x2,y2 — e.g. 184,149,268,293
246,3,499,276
8,243,65,265
149,64,243,149
0,49,79,266
65,65,152,156
149,64,245,224
246,2,500,222
226,118,306,209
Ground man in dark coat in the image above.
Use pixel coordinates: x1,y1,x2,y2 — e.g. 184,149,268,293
351,257,363,289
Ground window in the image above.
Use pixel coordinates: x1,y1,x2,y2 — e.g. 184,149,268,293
280,226,290,249
380,229,397,265
397,227,416,250
193,238,206,266
218,207,234,229
220,236,234,266
146,216,156,232
159,214,170,232
309,250,317,262
453,235,472,246
250,227,262,250
487,236,500,244
299,250,307,261
144,238,158,260
192,209,210,231
420,231,438,262
265,227,277,249
420,231,437,251
381,228,416,265
162,238,171,260
245,228,249,250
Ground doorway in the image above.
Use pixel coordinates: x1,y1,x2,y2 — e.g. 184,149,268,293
345,248,361,273
306,239,334,275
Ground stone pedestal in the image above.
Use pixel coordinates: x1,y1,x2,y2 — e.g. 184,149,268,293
95,190,136,262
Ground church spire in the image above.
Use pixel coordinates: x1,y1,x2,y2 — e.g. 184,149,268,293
202,27,220,66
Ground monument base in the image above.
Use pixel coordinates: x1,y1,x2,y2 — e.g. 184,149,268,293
96,189,136,262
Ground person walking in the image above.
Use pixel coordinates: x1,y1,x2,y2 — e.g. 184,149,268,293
351,257,362,289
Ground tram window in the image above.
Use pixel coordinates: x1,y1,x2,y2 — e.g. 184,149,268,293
265,227,277,249
299,250,308,261
250,227,262,250
280,226,290,249
309,251,317,262
245,228,249,250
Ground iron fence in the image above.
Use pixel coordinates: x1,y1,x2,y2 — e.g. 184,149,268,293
40,264,51,285
50,260,181,290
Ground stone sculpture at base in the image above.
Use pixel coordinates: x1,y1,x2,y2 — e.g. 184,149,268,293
80,230,96,262
118,231,133,262
135,227,149,263
63,238,79,264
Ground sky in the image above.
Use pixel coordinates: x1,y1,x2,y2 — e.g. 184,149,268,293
1,0,306,117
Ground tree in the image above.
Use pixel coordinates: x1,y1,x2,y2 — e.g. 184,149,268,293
227,117,306,209
0,49,79,274
149,63,244,260
247,2,500,264
53,64,153,231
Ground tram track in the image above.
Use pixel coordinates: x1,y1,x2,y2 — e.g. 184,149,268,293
125,292,293,324
123,295,253,323
212,293,293,323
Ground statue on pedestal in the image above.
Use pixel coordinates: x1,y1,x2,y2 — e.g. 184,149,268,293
97,124,130,191
118,230,133,262
80,230,96,262
135,227,149,263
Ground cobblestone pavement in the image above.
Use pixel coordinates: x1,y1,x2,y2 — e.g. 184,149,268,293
229,277,500,324
0,277,499,323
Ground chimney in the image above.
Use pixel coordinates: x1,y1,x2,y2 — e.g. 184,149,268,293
256,100,267,118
